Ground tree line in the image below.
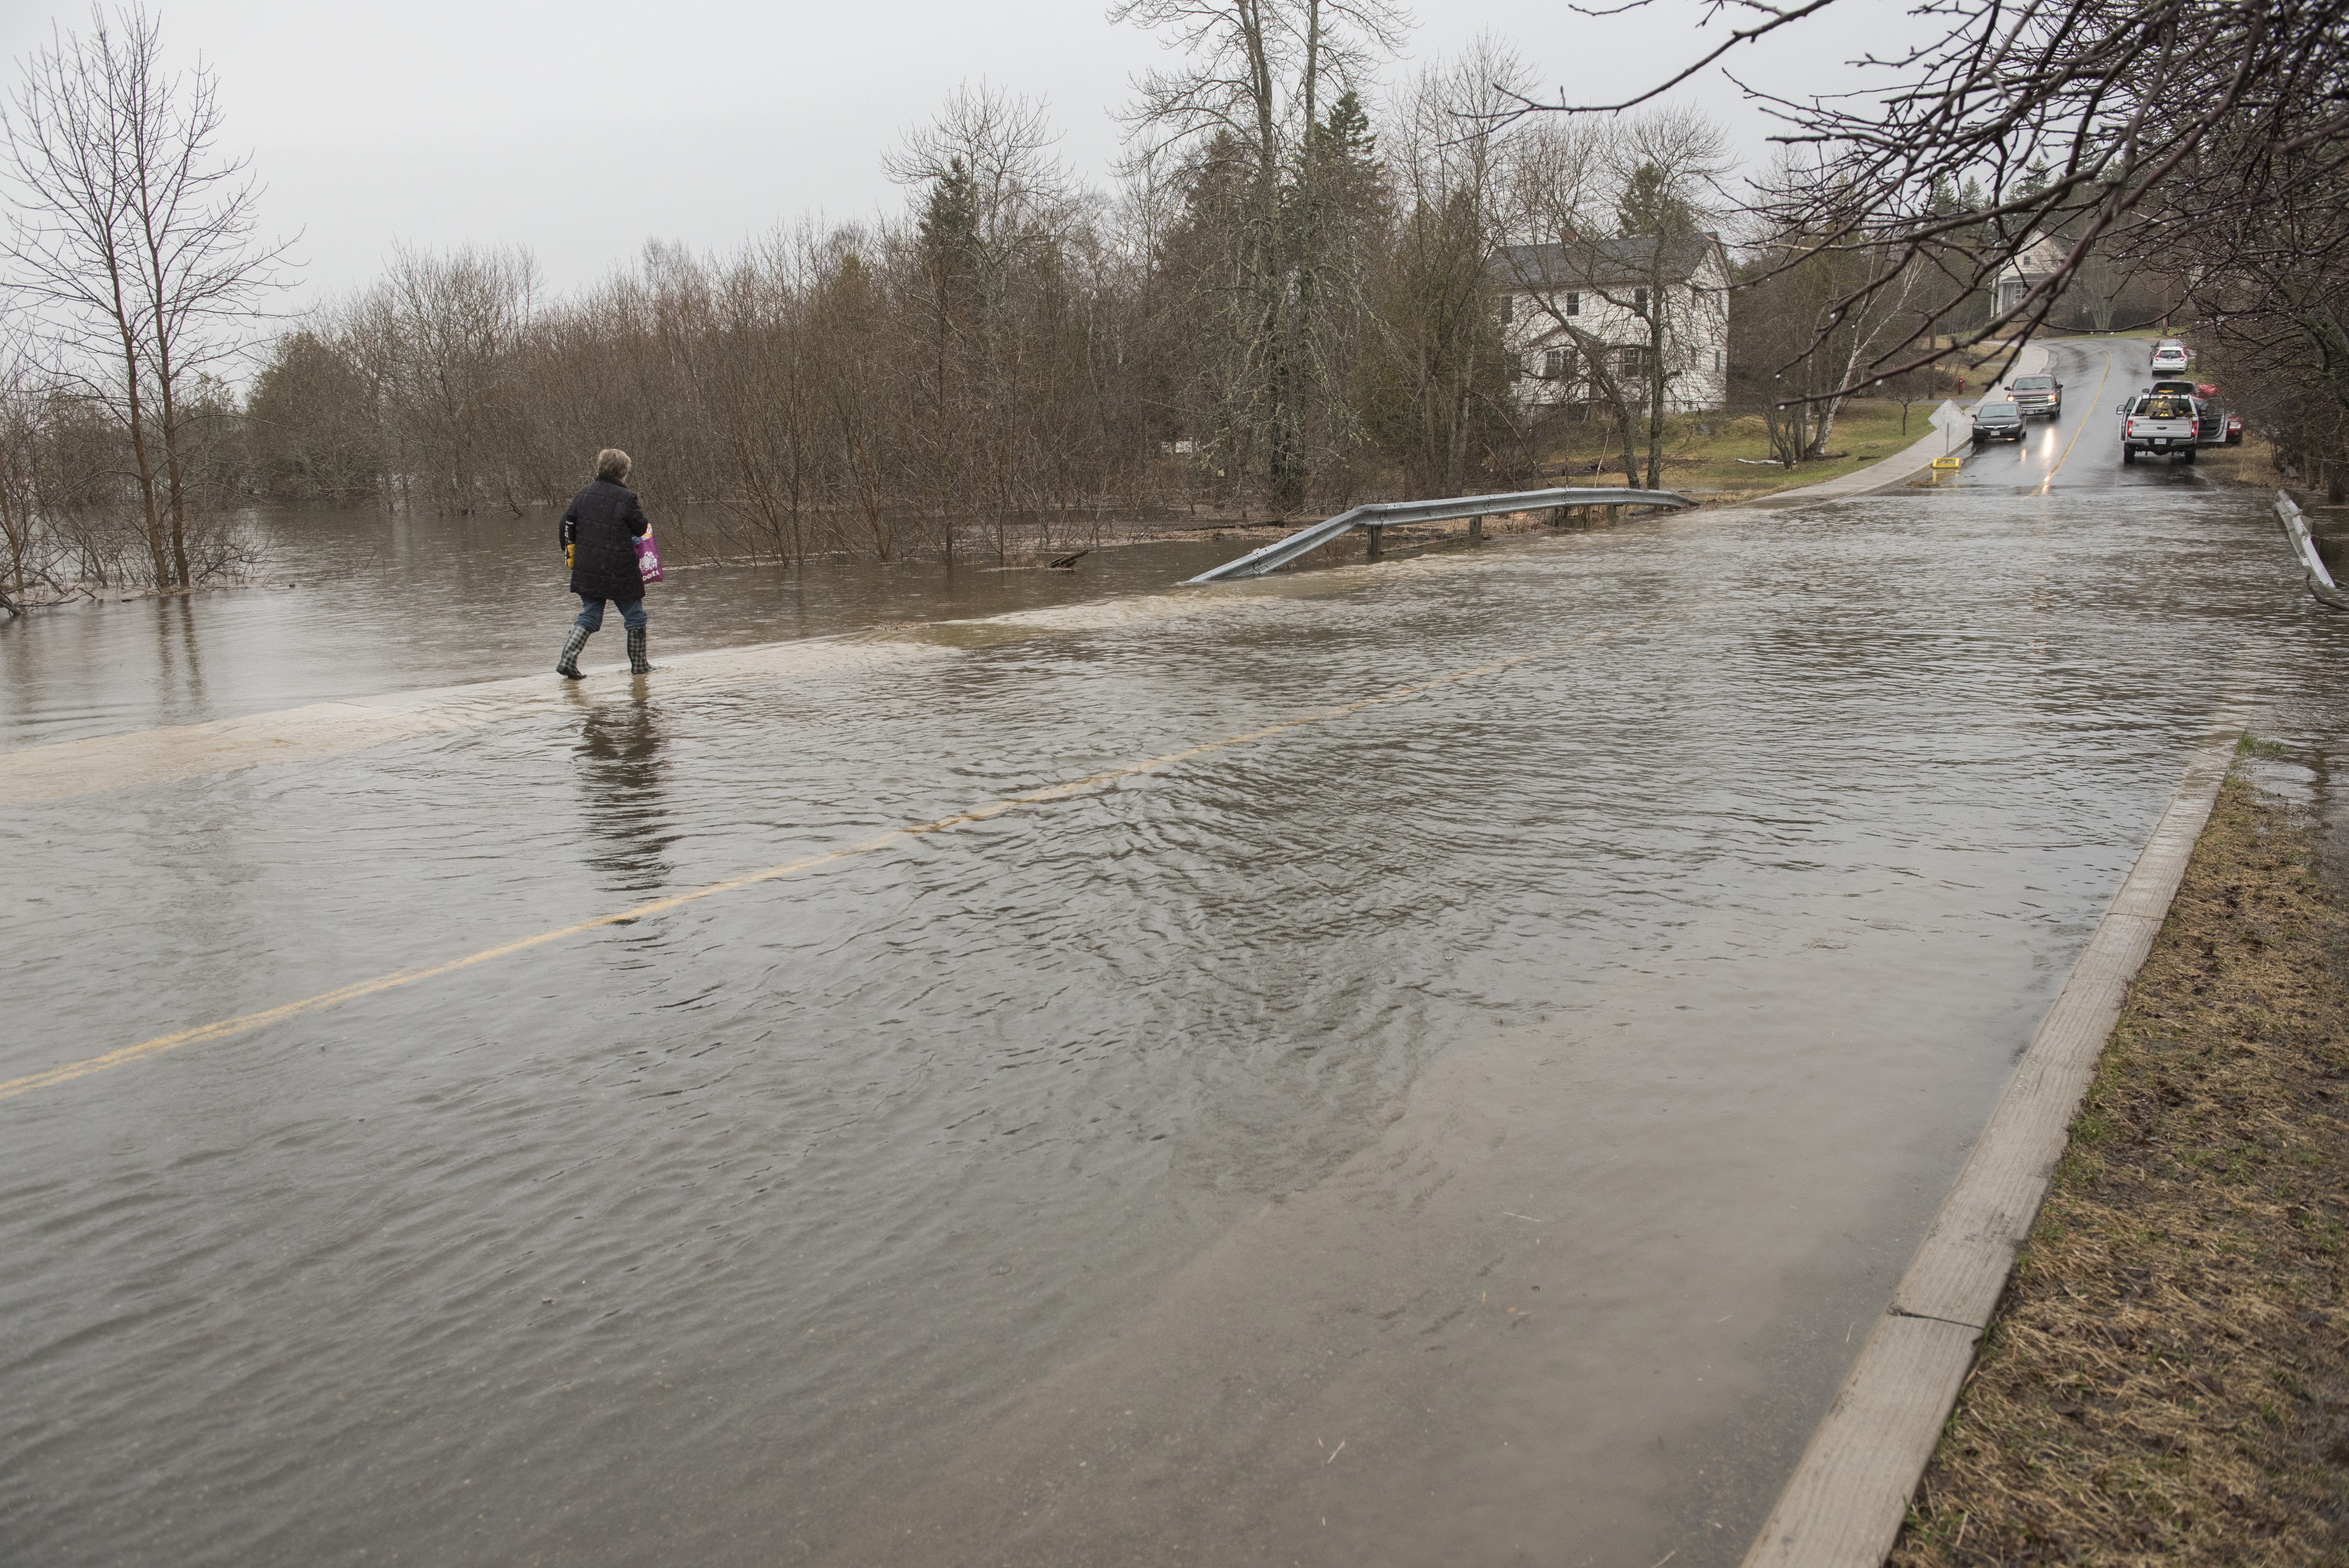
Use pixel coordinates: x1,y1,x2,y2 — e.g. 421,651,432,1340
16,1,2340,610
240,28,1749,565
2,4,1760,602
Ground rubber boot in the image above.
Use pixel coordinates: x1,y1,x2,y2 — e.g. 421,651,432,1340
557,625,590,679
627,627,654,675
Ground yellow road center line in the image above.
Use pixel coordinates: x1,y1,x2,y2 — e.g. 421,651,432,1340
2036,349,2114,495
1,614,1672,1105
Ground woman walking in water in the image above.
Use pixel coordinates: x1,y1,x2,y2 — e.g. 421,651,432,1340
556,448,656,678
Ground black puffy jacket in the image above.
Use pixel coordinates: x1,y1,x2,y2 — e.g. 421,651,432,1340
560,479,651,601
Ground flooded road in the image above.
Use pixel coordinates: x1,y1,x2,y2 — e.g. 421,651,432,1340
6,385,2348,1567
0,510,1244,750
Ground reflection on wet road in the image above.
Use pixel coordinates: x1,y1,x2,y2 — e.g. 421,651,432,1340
1940,337,2215,497
5,394,2347,1568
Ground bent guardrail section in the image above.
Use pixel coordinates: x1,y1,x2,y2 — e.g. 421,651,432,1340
1184,486,1695,584
2273,490,2349,611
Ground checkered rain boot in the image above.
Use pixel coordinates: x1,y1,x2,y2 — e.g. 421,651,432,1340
556,625,590,679
627,627,654,675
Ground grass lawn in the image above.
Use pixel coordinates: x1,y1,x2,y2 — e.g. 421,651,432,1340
1533,399,1952,504
2192,430,2284,490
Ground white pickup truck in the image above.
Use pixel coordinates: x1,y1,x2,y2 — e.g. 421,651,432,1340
2118,393,2200,465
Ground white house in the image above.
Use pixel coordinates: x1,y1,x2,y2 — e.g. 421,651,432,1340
1994,233,2070,318
1492,234,1731,413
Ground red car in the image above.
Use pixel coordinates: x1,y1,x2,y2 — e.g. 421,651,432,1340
2008,374,2062,417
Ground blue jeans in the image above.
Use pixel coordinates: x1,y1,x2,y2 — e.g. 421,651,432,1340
575,595,646,633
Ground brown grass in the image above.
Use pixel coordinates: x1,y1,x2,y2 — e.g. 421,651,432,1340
2189,431,2288,490
1888,769,2349,1566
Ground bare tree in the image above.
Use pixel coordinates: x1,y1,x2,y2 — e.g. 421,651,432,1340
1741,151,1928,460
380,243,538,513
1,4,286,587
1361,41,1523,495
700,229,821,563
0,318,44,610
886,86,1091,556
1114,0,1407,506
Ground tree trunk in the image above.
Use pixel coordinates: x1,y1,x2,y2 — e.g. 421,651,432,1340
110,311,169,586
155,348,190,586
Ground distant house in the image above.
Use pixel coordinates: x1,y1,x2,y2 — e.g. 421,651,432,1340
1492,234,1731,413
1994,233,2070,319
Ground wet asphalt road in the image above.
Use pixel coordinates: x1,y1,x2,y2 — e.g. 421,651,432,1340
1944,336,2217,497
5,359,2347,1568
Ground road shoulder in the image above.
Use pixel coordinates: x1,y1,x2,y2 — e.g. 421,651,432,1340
1888,761,2349,1564
1743,720,2241,1568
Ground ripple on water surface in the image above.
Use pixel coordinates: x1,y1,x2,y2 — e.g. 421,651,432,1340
2,486,2342,1567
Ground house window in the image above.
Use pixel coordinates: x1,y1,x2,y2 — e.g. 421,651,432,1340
1563,292,1580,317
1617,345,1647,381
1500,292,1514,323
1634,288,1650,317
1542,347,1572,381
1714,349,1723,372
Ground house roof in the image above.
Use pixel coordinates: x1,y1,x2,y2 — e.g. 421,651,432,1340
1998,233,2071,282
1491,234,1720,290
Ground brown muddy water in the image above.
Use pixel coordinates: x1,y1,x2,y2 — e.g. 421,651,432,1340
4,452,2348,1566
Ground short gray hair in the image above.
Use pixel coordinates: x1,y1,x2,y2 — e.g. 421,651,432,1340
595,448,631,483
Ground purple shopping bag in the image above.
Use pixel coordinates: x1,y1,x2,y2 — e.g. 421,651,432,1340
634,527,665,585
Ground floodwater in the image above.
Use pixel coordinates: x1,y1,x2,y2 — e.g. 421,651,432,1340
0,513,1244,750
5,351,2348,1568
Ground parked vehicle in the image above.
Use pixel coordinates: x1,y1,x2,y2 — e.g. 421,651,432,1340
2009,374,2063,417
1972,399,2025,444
2149,379,2232,447
2149,339,2193,373
2226,412,2245,445
2119,393,2199,463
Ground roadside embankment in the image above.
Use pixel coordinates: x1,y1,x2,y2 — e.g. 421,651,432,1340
1889,760,2349,1565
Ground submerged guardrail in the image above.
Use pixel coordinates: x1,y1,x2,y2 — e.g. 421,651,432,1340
1184,486,1695,584
2273,490,2349,611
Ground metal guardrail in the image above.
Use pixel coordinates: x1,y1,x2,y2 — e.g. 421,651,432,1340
2273,490,2349,611
1184,486,1696,584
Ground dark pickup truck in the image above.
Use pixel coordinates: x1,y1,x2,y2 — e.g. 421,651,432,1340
2009,374,2062,417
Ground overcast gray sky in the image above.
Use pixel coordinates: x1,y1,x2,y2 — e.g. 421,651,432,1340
2,0,1918,310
